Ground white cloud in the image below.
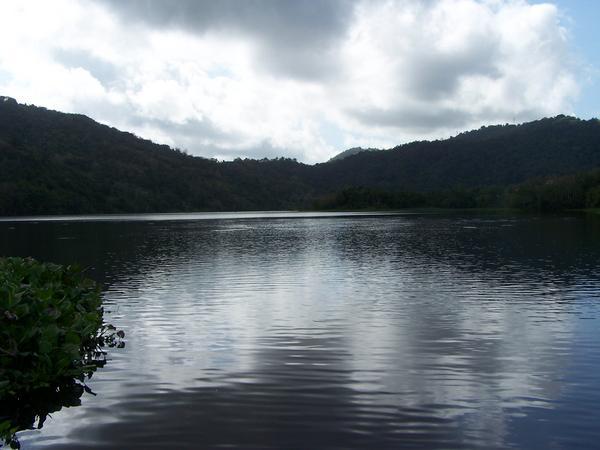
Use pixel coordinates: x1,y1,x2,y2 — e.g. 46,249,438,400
0,0,581,163
334,0,579,147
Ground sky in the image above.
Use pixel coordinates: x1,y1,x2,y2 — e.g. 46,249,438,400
0,0,597,163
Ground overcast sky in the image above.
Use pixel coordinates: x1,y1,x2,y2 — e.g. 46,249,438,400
0,0,597,163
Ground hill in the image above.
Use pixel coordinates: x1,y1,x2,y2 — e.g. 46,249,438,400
1,97,599,215
328,147,377,162
0,98,314,214
316,116,600,192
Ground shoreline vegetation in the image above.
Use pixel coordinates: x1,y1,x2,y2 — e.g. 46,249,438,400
1,167,600,219
0,258,123,449
311,168,600,213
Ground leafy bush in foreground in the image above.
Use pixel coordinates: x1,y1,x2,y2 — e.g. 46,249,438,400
0,257,123,448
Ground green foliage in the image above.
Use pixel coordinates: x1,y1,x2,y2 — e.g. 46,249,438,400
1,99,600,215
316,169,600,212
315,116,600,195
313,186,426,210
0,257,123,448
0,257,101,396
506,169,600,212
0,100,316,214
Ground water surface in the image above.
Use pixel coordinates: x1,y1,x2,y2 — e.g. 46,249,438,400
1,211,599,449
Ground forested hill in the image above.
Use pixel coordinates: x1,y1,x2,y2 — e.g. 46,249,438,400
328,147,376,162
1,96,600,215
0,97,314,214
313,115,600,192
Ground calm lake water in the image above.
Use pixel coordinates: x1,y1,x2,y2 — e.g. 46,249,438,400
1,211,600,449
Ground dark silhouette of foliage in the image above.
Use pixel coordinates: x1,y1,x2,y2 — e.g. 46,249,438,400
0,98,599,215
505,169,600,211
313,187,426,210
315,169,600,212
312,115,600,194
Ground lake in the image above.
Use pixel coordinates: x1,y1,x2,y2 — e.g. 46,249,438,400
1,211,600,449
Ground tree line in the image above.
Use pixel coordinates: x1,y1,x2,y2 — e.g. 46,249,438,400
1,98,599,216
313,169,600,212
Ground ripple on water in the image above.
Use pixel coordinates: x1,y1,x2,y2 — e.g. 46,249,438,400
3,213,600,449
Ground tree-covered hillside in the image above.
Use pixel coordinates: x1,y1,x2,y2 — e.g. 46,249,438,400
314,115,600,192
0,97,314,214
1,97,599,215
328,147,378,162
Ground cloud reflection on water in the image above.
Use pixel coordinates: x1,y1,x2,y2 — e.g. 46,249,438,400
5,213,600,449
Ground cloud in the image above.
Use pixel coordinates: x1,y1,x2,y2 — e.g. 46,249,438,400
98,0,355,80
335,0,579,140
0,0,582,163
351,105,472,131
53,48,121,86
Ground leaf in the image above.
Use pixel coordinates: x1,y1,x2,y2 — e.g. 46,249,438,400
65,331,81,346
0,257,121,439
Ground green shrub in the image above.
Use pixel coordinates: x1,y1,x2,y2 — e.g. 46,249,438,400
0,257,123,448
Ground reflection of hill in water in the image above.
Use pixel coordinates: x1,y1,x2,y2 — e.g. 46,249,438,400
2,213,598,286
2,213,600,448
1,214,597,280
329,214,600,283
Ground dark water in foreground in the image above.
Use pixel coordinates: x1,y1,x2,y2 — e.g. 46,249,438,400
1,211,600,449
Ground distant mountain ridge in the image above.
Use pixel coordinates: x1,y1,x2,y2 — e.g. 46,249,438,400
1,97,599,215
328,147,378,162
314,115,600,192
